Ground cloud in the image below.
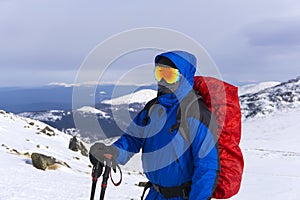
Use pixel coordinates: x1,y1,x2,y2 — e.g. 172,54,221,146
205,20,300,85
1,0,300,86
245,18,300,47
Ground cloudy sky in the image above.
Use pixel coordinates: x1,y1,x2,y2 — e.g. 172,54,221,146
0,0,299,87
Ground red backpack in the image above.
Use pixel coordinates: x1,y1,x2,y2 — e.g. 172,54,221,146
193,76,244,199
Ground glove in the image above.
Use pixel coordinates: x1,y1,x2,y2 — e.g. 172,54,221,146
89,143,119,166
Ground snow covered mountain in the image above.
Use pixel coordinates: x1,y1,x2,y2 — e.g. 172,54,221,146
102,89,157,105
18,76,300,140
19,89,157,142
240,76,300,119
19,110,67,122
238,81,280,96
77,106,110,118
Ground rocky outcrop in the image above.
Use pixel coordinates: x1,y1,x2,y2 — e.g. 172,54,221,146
36,126,56,136
31,153,70,170
240,76,300,119
68,136,88,157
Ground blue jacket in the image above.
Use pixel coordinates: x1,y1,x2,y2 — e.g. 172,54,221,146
114,51,220,200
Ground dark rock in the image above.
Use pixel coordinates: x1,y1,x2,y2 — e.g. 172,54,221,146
37,126,56,136
31,153,70,171
69,136,88,157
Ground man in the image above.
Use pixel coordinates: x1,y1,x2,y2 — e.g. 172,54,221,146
89,50,220,199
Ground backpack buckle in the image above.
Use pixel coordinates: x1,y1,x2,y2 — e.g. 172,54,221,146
182,188,189,199
152,184,162,193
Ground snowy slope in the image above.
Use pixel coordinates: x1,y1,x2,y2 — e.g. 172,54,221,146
1,76,300,199
233,109,300,200
2,107,300,199
102,89,157,105
0,110,89,172
0,110,146,200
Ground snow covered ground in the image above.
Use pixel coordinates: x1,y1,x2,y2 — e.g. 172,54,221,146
233,108,300,200
0,111,146,200
1,108,300,199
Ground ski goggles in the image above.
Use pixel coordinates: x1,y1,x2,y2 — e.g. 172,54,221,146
155,65,181,84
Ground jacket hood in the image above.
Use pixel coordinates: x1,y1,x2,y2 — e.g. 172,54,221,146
155,50,197,102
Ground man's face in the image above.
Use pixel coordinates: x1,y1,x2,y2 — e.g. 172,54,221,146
155,65,181,94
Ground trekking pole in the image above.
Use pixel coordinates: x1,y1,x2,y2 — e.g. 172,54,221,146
90,162,103,200
99,165,111,200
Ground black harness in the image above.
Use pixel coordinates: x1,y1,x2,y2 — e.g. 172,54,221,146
141,181,192,200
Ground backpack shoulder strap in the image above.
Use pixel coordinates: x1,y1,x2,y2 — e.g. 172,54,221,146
175,90,217,144
170,90,201,144
141,97,159,125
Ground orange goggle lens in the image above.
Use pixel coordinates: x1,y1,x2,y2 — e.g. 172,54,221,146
155,65,180,84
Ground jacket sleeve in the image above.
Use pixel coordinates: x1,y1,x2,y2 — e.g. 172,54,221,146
113,109,147,165
188,118,220,200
